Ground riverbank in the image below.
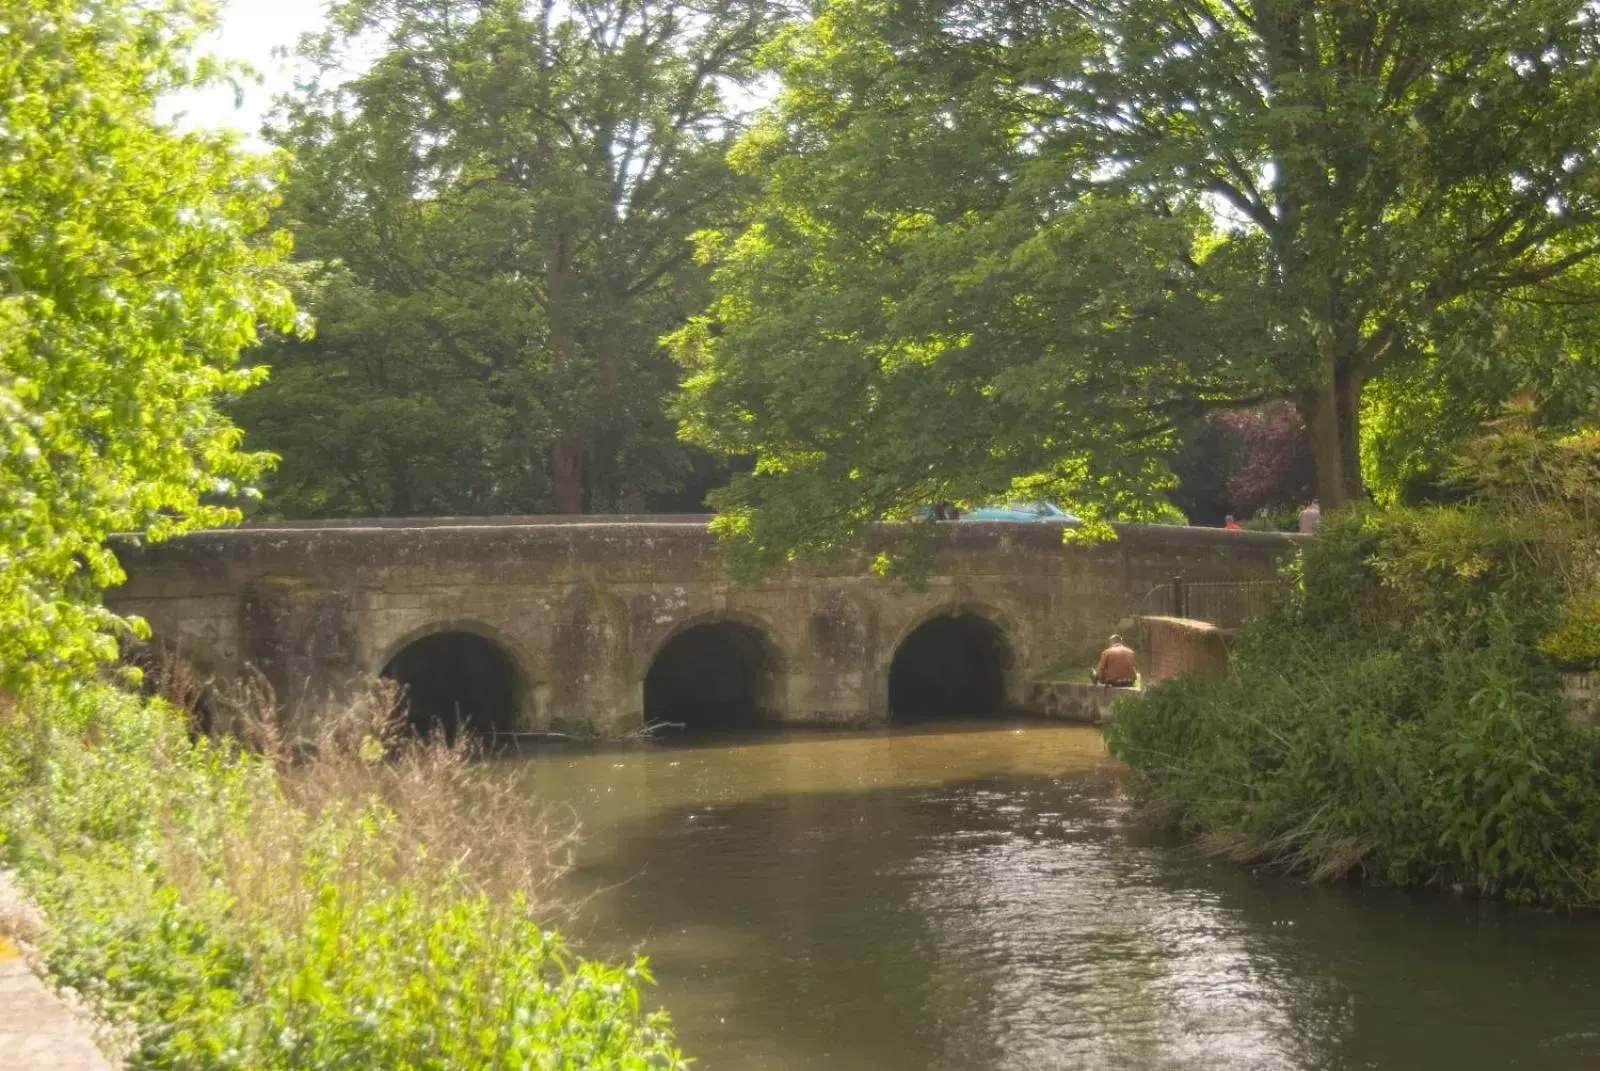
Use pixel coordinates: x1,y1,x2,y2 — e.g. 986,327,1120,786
1108,433,1600,906
0,872,117,1070
0,684,687,1068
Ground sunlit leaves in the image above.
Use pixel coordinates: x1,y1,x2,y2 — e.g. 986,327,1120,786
675,0,1600,560
0,0,294,693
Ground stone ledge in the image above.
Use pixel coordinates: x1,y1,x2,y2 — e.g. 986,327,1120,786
1025,680,1140,725
109,519,1306,556
1137,615,1233,635
1563,671,1598,728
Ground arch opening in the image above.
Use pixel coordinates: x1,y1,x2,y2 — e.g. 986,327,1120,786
889,613,1012,722
381,631,522,744
126,641,215,735
644,622,780,732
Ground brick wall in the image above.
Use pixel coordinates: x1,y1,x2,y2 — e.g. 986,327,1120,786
1137,616,1232,685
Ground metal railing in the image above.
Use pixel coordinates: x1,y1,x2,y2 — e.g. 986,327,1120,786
1140,576,1282,629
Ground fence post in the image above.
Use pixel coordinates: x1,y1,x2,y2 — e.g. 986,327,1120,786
1171,575,1187,619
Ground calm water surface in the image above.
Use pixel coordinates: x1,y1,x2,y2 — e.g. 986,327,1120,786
510,723,1600,1070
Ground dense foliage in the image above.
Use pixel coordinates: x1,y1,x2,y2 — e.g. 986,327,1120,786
0,686,687,1068
1169,406,1317,526
1361,261,1600,505
0,0,295,694
1110,414,1600,904
672,0,1600,565
241,0,784,517
1225,407,1317,519
1167,416,1248,527
0,2,689,1062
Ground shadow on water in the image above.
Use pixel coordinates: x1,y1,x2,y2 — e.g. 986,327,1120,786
498,714,1067,759
627,716,1064,753
509,726,1600,1071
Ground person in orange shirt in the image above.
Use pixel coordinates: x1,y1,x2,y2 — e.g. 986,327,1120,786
1093,635,1137,688
1223,515,1243,530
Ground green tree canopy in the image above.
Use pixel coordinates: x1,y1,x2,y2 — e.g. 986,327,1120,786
246,0,785,517
1361,259,1600,503
673,0,1600,563
0,0,295,694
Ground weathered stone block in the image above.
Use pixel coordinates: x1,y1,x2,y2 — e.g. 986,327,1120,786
1023,680,1135,724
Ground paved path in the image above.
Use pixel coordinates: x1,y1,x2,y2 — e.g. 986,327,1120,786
0,876,112,1070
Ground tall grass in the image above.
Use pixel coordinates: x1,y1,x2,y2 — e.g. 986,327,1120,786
0,672,687,1069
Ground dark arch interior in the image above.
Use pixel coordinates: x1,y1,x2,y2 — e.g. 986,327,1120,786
128,643,215,735
644,622,778,732
382,631,521,744
889,614,1011,721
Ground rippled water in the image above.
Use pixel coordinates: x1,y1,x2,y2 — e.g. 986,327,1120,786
508,723,1600,1070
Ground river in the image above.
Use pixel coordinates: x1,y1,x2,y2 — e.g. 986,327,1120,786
511,722,1600,1070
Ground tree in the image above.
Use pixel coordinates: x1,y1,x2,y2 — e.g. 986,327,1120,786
1225,406,1316,519
1361,258,1600,504
1168,415,1248,526
672,0,1600,564
0,0,295,694
247,0,783,517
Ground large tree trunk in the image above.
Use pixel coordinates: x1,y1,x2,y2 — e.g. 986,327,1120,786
547,234,586,514
1335,362,1364,499
1301,387,1343,507
1258,1,1373,514
1299,367,1365,509
550,437,585,514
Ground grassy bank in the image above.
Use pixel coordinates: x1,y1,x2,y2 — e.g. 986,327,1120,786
1109,418,1600,906
0,682,687,1068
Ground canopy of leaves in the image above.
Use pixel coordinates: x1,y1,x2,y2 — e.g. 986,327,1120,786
673,0,1600,565
1225,406,1316,519
1363,260,1600,504
245,0,784,517
1168,416,1249,527
0,0,294,693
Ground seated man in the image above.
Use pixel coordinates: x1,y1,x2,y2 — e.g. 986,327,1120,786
1092,634,1137,688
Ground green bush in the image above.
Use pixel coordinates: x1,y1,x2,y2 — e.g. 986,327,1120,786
0,687,687,1069
1540,594,1600,670
1109,500,1600,905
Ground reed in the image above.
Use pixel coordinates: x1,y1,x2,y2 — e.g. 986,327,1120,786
0,667,683,1069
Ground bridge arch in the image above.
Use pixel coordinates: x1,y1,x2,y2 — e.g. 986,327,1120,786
124,636,218,734
642,612,787,731
885,603,1022,722
377,620,531,743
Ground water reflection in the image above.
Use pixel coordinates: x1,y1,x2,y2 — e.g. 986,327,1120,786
508,724,1600,1070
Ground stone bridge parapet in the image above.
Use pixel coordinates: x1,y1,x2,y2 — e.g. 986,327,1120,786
109,519,1301,736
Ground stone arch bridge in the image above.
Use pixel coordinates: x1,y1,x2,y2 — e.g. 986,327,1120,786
109,518,1300,737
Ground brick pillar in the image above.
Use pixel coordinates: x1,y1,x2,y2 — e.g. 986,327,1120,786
1136,615,1232,686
